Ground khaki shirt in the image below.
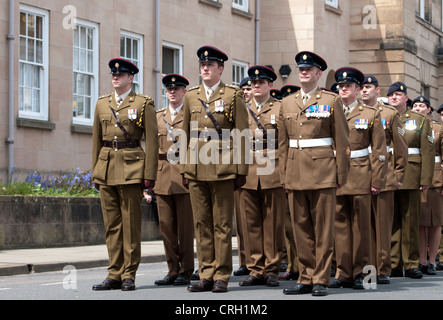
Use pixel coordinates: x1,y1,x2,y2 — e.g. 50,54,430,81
155,107,189,195
338,101,387,195
92,90,159,185
279,89,350,190
399,110,434,189
180,82,249,181
242,97,281,190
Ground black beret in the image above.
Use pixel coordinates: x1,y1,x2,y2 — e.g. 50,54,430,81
248,65,278,82
335,67,365,86
270,89,283,100
109,58,139,75
239,77,252,88
411,95,430,107
330,82,339,94
280,85,301,97
387,81,407,96
362,75,379,86
295,51,328,71
438,104,443,114
162,73,189,88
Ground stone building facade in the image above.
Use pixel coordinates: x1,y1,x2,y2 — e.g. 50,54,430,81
0,0,442,180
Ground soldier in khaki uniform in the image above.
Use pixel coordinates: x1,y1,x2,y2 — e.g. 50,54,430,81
361,75,408,284
411,96,443,275
330,68,388,290
233,77,253,277
92,58,159,291
388,82,434,279
280,51,351,297
238,65,285,287
153,74,194,286
181,46,249,293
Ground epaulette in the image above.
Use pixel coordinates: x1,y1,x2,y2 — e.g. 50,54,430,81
157,108,166,114
188,86,200,92
227,84,241,90
98,94,111,100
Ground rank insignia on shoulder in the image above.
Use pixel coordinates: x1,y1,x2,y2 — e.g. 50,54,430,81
398,127,405,136
428,135,434,144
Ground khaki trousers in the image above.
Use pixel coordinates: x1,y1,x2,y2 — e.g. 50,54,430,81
391,189,420,270
371,191,395,276
234,190,249,267
287,188,336,286
157,193,194,279
335,194,372,282
239,187,285,279
100,184,143,281
284,196,299,274
188,179,235,283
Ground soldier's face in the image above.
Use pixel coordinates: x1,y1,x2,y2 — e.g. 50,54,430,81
112,73,133,92
251,80,273,100
339,83,360,100
388,92,408,109
298,67,322,85
200,61,223,85
412,102,429,116
242,86,253,103
166,87,187,105
440,112,443,122
360,84,379,103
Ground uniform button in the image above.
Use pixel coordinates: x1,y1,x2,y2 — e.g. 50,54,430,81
115,124,118,128
300,123,303,126
205,115,208,119
116,112,119,116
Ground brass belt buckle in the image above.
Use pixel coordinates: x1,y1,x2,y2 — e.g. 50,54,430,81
112,139,118,151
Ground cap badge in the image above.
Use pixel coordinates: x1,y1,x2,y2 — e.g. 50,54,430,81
303,54,308,61
368,78,372,83
343,72,347,78
420,97,424,102
204,51,209,57
255,69,260,75
115,63,120,68
172,77,176,82
400,85,404,91
287,89,292,93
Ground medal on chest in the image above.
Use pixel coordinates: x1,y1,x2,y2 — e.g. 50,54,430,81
354,119,369,129
405,120,417,131
128,109,138,121
305,105,331,119
214,100,225,113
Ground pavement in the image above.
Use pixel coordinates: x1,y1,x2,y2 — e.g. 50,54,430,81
0,238,238,277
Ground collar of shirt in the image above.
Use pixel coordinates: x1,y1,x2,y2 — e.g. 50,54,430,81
169,104,183,116
254,97,270,112
300,87,318,102
344,99,359,113
115,88,132,103
204,81,221,95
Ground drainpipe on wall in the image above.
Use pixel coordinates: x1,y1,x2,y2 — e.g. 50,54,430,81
255,0,260,65
154,0,161,110
6,0,15,182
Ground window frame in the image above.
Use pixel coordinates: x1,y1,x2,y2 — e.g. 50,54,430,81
18,4,49,121
232,60,249,87
232,0,249,12
161,41,183,109
120,30,144,94
325,0,339,9
72,19,99,126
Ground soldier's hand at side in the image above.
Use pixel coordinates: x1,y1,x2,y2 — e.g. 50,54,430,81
182,177,189,189
371,187,381,195
420,185,430,191
144,180,155,193
234,175,246,191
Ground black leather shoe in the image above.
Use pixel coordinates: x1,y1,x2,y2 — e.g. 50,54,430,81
312,284,327,296
92,278,122,291
191,270,200,280
352,275,364,289
377,274,390,284
328,279,352,288
405,268,423,279
233,265,250,276
174,274,190,286
121,278,136,291
239,275,265,286
266,275,279,287
436,262,443,270
278,272,299,281
283,283,313,295
187,279,214,292
280,263,288,272
212,280,228,293
154,275,176,286
426,264,437,275
390,268,403,277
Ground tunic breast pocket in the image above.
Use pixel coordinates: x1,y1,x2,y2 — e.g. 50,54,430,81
284,113,298,133
158,129,168,152
100,114,113,136
122,150,145,181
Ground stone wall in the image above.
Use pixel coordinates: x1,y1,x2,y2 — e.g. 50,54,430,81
0,196,161,250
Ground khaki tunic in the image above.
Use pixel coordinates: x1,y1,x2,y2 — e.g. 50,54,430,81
370,103,408,276
91,90,159,281
180,82,249,283
240,98,286,279
420,121,443,226
392,110,434,271
335,102,388,282
279,89,350,286
155,107,194,278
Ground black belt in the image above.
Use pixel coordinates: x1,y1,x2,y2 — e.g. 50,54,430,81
159,152,180,161
103,140,140,149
